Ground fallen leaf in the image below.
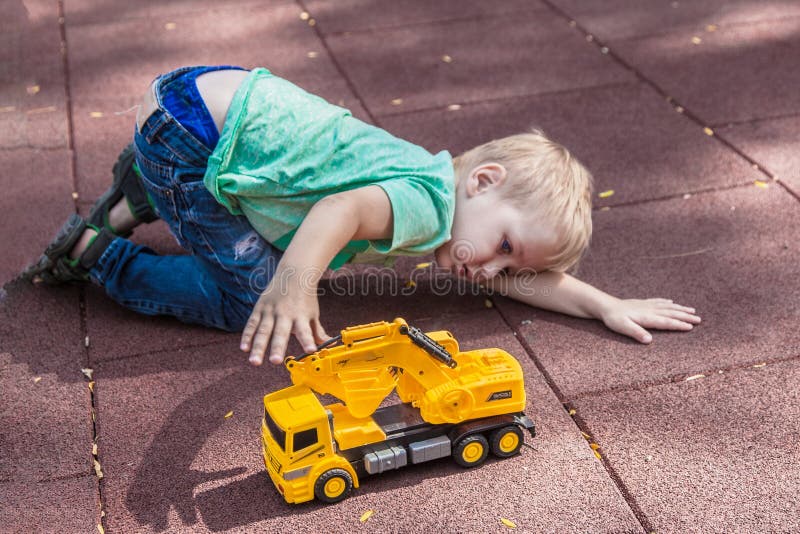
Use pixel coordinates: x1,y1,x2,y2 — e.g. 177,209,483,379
753,363,766,368
706,24,718,32
88,381,95,393
441,54,453,63
581,431,590,439
307,51,318,59
391,98,403,106
703,127,714,136
89,111,103,118
593,450,602,460
300,11,310,21
164,22,177,30
447,104,461,111
224,411,234,419
590,443,600,450
33,377,42,384
484,299,493,308
405,280,416,288
568,409,576,416
360,510,374,523
92,443,98,456
691,36,702,44
97,525,104,534
81,368,94,380
501,518,517,529
93,459,104,479
85,336,90,348
26,85,41,95
754,180,768,189
598,189,614,198
308,18,316,26
415,262,431,269
685,374,705,381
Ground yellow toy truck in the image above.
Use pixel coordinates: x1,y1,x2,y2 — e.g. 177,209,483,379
261,318,535,504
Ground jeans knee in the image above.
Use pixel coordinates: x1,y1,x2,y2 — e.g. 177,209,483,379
219,291,253,332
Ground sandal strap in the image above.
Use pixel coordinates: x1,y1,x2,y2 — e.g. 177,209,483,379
78,227,115,271
122,161,159,223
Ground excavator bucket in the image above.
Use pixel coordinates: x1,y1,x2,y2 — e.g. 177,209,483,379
337,367,398,419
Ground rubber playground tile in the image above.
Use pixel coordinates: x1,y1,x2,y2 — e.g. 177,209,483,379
93,313,639,532
380,82,762,208
304,0,546,35
609,17,800,126
326,10,634,116
0,280,91,482
0,477,98,533
0,4,68,150
65,0,288,26
66,2,351,103
548,0,800,41
573,358,800,531
0,149,75,287
721,115,800,195
494,184,799,400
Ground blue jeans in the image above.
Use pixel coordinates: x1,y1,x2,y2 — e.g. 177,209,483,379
89,66,283,332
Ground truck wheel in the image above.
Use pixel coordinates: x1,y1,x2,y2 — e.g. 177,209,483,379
490,425,524,458
314,468,353,504
453,434,489,468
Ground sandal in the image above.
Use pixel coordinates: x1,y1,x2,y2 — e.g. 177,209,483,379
22,214,115,284
87,143,159,237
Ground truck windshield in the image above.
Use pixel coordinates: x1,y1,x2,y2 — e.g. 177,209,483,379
264,408,286,452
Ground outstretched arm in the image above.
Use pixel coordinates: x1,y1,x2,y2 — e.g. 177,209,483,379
489,271,701,343
241,185,393,365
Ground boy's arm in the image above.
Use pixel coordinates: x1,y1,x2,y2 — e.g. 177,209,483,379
241,185,393,365
489,271,701,343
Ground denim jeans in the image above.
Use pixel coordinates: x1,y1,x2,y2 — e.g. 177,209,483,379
89,66,283,332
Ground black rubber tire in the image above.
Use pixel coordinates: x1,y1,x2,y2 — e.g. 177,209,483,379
452,434,489,468
489,425,524,458
314,468,354,504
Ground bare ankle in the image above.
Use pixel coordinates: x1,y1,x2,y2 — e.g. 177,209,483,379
108,197,137,234
69,228,98,259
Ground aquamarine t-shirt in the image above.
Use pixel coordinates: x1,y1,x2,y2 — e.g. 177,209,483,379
204,68,455,269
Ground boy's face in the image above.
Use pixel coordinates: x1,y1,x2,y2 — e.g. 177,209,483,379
435,163,559,281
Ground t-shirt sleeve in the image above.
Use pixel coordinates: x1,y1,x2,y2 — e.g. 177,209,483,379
370,170,455,255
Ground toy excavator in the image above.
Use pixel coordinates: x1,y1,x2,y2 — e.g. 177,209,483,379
261,318,536,504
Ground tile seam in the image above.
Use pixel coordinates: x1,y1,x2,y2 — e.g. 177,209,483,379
491,299,652,532
374,81,636,119
567,352,800,403
538,0,800,204
709,110,800,129
58,2,105,531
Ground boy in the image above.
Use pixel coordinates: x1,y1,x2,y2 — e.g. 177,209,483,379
24,66,700,366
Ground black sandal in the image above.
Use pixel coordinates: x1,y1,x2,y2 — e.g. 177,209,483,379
22,214,116,284
87,144,159,237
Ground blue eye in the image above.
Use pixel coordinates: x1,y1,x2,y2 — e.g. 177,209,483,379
501,238,512,254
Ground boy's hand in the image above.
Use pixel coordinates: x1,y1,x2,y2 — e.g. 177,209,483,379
600,298,701,344
240,272,330,366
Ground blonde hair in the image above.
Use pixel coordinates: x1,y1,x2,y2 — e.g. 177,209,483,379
453,129,594,272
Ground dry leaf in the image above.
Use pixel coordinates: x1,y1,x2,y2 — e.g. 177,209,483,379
391,98,403,106
89,111,103,118
685,374,705,381
691,36,702,44
359,510,374,523
581,431,590,439
307,51,318,58
753,363,766,368
81,368,94,380
598,190,614,198
415,262,431,269
441,55,453,63
484,299,493,308
568,409,576,416
92,443,98,456
754,180,768,189
88,381,95,392
26,85,41,95
501,518,517,529
589,443,600,450
447,104,461,111
405,280,416,288
93,459,104,479
33,377,42,384
224,411,234,419
703,127,714,136
706,24,718,32
97,525,104,534
164,22,177,30
593,450,602,460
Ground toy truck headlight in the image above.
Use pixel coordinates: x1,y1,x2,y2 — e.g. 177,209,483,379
282,465,311,481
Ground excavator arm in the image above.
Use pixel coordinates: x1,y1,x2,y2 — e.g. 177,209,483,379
284,318,525,424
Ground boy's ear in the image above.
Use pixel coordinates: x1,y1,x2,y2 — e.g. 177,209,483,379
467,163,507,196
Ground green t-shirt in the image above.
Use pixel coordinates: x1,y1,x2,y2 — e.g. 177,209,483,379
204,68,455,269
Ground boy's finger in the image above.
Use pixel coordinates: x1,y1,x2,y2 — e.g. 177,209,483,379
312,318,330,343
269,317,293,364
250,314,275,366
295,322,318,354
624,317,652,343
662,310,702,324
241,311,262,351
